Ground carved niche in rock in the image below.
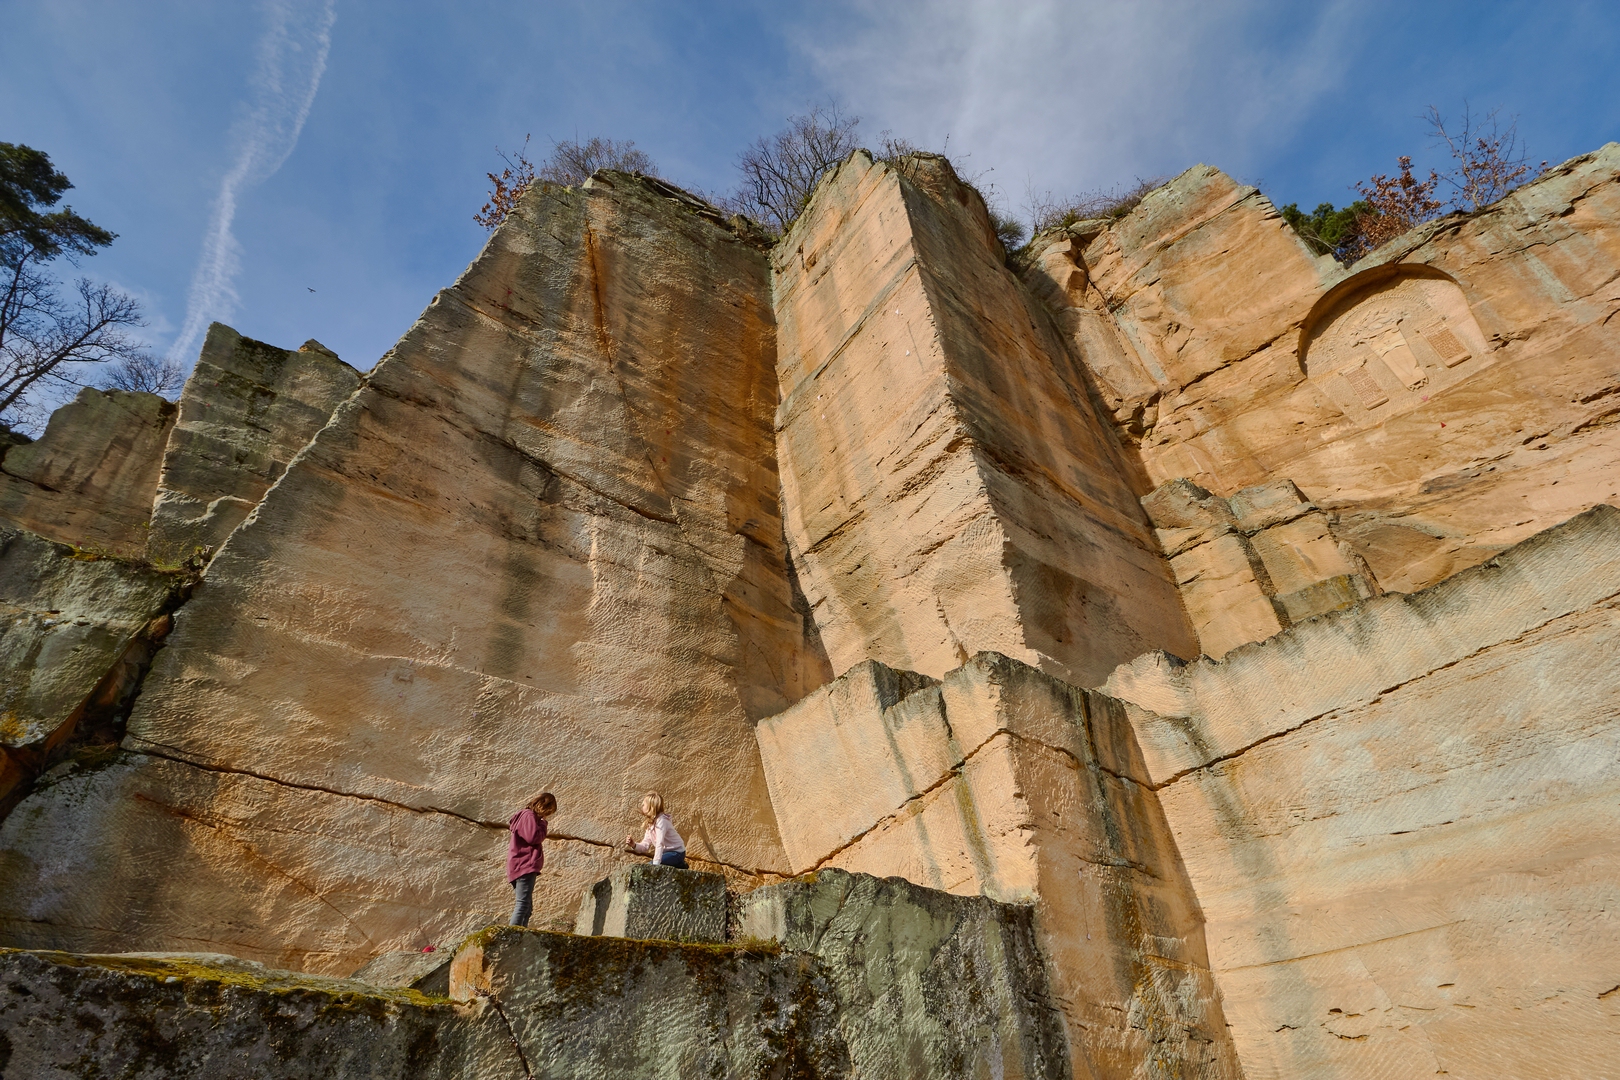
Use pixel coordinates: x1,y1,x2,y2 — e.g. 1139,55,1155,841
1300,266,1490,427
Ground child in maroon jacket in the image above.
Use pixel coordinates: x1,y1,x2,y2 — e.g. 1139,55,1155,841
507,792,556,927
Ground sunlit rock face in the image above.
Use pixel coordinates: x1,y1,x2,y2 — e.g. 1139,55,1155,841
0,172,828,974
1026,144,1620,601
1,138,1618,1080
0,387,176,555
774,151,1196,690
1103,504,1620,1080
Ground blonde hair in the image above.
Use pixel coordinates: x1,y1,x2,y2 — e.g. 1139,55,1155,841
529,792,557,817
639,791,664,823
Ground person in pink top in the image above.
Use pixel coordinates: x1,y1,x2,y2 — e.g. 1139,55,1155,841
507,791,556,927
624,791,687,869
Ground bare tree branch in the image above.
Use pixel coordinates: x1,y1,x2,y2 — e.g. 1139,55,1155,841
727,102,862,234
1425,103,1546,212
0,274,151,419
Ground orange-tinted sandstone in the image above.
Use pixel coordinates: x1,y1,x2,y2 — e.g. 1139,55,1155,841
1,142,1618,1080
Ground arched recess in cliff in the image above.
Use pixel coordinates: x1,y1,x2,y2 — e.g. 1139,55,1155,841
1298,263,1491,427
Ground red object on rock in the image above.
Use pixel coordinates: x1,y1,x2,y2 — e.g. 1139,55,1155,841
422,945,436,953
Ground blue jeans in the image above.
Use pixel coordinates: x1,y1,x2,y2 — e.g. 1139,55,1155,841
509,872,536,926
656,850,687,869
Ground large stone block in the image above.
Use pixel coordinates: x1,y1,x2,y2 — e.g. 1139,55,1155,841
0,387,176,555
1144,477,1380,657
447,926,851,1078
146,323,361,561
757,651,1242,1080
755,659,945,871
736,868,1070,1080
573,863,727,943
1104,504,1620,1079
0,947,518,1078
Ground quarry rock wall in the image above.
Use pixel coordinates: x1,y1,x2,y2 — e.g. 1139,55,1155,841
0,171,827,974
774,151,1196,690
0,139,1617,1080
756,653,1242,1080
1104,503,1620,1079
1026,144,1620,611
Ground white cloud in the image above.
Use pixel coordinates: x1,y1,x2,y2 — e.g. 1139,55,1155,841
796,0,1359,215
169,0,337,364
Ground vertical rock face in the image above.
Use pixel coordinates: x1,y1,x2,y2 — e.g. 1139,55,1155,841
146,323,361,561
1142,477,1377,657
1103,505,1620,1080
1027,145,1620,596
755,653,1242,1080
0,173,825,973
775,151,1196,688
0,387,176,555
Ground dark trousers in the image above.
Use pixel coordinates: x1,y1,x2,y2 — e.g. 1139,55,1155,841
656,850,688,869
510,872,537,926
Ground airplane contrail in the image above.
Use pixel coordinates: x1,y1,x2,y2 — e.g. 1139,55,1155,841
169,0,337,365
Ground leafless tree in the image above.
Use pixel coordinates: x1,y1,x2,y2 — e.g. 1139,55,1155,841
100,350,185,397
476,136,658,230
1,142,150,429
1,272,150,425
729,102,862,234
1426,104,1546,211
1022,175,1170,236
538,137,654,185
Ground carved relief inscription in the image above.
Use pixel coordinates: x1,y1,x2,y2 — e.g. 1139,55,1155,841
1302,271,1488,425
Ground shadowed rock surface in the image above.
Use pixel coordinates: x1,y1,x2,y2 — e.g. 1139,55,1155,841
737,868,1071,1080
0,388,175,555
0,948,521,1079
449,926,852,1079
0,529,189,814
573,863,728,943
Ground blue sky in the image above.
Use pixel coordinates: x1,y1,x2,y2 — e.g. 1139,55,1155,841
3,1,1616,380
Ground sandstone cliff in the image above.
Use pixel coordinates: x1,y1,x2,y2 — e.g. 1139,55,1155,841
0,171,828,974
1026,144,1620,607
776,151,1195,689
0,139,1617,1080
